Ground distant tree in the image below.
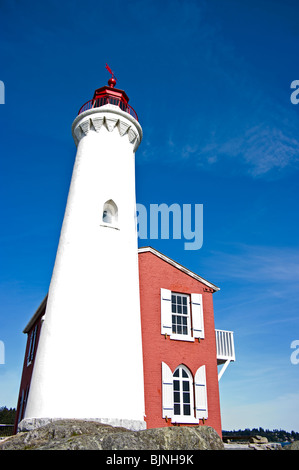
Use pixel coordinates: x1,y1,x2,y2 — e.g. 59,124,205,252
0,406,16,424
222,427,299,443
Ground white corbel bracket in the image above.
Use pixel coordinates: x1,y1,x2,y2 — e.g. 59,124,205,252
218,359,231,381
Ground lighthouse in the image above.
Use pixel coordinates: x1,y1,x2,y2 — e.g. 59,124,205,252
22,72,146,430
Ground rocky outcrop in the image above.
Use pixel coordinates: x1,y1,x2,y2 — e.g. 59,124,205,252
288,441,299,450
0,419,224,450
249,435,268,444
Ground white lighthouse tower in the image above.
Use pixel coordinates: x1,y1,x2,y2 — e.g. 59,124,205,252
23,71,146,430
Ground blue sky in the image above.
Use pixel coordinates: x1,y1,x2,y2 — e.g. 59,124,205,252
1,0,299,432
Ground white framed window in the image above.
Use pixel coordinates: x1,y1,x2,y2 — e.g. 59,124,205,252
161,362,208,424
171,293,190,336
17,386,29,424
27,324,37,366
173,365,194,419
161,289,204,340
17,389,25,424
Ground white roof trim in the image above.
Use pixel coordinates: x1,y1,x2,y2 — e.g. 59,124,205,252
138,246,220,292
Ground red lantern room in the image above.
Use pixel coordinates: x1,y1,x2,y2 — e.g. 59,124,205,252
78,65,138,121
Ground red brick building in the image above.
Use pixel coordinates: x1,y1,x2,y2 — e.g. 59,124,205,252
14,296,47,432
139,247,229,437
15,246,235,437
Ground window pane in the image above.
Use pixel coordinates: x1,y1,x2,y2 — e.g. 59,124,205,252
172,314,179,334
177,296,181,304
182,369,188,378
174,392,180,403
183,306,187,315
174,404,180,415
183,381,189,391
183,326,187,335
183,404,191,415
183,297,187,305
183,392,190,403
171,295,176,303
182,317,187,325
177,316,181,324
177,305,182,313
177,325,182,334
173,381,180,391
103,210,112,223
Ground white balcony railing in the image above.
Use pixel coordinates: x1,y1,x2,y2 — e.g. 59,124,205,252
215,329,235,363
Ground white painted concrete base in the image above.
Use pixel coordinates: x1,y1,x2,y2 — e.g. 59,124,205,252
18,417,147,433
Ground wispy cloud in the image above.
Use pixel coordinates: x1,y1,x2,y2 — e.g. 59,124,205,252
210,244,299,284
197,123,299,177
137,1,299,179
146,87,299,180
242,125,299,176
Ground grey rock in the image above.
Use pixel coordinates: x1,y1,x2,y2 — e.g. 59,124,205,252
288,440,299,450
249,435,268,444
102,426,224,451
0,419,224,450
248,443,266,450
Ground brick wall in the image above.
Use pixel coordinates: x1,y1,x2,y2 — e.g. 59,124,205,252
14,308,44,433
138,250,222,437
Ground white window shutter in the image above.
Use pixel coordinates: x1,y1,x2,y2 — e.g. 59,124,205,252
161,362,173,418
161,288,172,335
194,365,208,420
191,293,204,339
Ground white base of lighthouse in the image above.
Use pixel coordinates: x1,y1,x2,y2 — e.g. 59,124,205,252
18,417,146,433
23,104,146,430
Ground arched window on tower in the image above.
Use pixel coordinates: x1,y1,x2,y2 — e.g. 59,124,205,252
102,199,118,226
